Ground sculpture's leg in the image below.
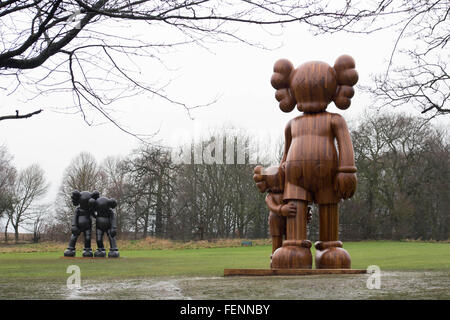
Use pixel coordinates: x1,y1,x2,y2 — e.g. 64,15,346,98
271,200,312,269
82,229,93,257
286,200,308,240
64,234,78,257
107,231,120,258
271,236,282,254
94,229,106,258
315,204,351,269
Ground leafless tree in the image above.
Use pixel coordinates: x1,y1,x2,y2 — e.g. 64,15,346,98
0,0,407,137
120,144,175,238
352,1,449,117
172,128,270,240
55,151,106,230
23,203,51,243
0,145,16,242
343,111,449,240
0,145,16,215
100,155,127,233
6,164,49,242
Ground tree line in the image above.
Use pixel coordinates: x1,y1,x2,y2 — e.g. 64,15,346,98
0,112,448,242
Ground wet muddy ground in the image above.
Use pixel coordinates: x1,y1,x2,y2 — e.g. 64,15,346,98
0,270,448,300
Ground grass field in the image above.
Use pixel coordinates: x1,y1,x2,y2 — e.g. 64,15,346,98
0,241,448,299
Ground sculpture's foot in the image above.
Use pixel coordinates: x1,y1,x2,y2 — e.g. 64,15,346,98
314,241,351,269
64,248,76,257
108,250,120,258
271,240,312,269
94,249,106,258
82,248,93,258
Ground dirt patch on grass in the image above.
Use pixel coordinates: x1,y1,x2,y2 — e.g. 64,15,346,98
0,270,448,300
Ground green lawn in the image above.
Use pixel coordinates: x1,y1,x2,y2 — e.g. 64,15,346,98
0,241,448,280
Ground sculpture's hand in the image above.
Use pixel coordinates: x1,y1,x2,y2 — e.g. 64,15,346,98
253,165,268,193
280,203,297,217
71,226,81,236
334,172,357,199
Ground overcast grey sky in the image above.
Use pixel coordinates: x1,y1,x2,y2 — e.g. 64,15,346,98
0,20,447,208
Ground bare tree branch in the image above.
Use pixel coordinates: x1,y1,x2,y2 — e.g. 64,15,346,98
0,109,43,121
0,0,448,140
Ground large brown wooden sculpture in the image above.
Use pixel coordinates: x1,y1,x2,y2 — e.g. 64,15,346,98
254,55,358,270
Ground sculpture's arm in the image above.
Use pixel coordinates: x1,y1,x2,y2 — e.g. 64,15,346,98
265,194,296,217
72,208,79,228
265,194,282,215
331,114,357,199
71,208,81,235
110,210,117,230
109,209,117,237
280,120,292,167
331,114,357,173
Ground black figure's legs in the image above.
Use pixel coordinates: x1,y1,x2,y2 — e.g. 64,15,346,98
83,229,92,249
64,230,94,257
93,228,120,258
107,230,120,258
64,234,79,257
107,231,118,251
96,228,105,249
68,234,78,250
94,229,106,257
82,229,93,257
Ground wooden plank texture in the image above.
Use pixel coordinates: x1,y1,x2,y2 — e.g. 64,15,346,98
224,268,367,276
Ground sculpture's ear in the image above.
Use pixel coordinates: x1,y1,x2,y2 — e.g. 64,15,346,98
109,198,117,209
253,165,263,176
333,55,358,110
92,190,100,200
71,190,81,206
88,198,97,211
271,59,296,113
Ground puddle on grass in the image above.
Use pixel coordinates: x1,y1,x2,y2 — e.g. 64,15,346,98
0,271,448,300
64,278,193,300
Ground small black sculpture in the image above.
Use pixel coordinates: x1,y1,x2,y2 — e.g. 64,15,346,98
91,196,120,258
64,190,99,257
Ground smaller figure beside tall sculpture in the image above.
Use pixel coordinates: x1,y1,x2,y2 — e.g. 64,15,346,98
64,190,119,258
254,166,312,267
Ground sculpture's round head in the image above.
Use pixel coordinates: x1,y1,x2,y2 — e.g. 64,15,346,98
72,190,100,209
290,61,337,113
91,196,117,214
271,55,358,113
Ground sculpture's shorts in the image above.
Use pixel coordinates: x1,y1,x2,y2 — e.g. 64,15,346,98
283,160,340,204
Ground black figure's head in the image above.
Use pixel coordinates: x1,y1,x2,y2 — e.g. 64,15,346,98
91,197,117,216
71,190,100,210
